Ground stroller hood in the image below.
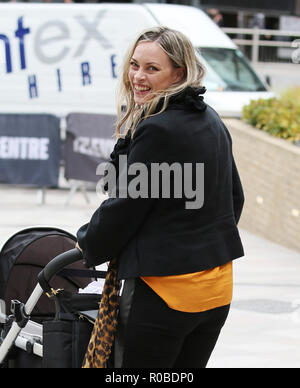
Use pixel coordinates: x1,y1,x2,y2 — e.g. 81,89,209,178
0,227,90,318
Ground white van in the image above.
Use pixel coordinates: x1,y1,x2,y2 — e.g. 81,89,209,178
0,2,273,117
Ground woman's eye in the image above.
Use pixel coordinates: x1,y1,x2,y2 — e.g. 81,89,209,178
149,66,158,71
130,61,138,68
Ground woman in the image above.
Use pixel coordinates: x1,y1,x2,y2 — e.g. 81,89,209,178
76,26,244,368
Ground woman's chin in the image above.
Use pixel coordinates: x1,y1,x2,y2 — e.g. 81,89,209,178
134,91,153,106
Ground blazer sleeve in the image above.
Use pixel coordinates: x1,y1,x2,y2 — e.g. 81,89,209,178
232,156,244,225
76,122,168,267
222,122,244,225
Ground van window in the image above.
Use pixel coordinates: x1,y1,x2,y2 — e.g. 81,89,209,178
197,48,267,92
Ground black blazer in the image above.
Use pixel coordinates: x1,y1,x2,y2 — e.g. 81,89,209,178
77,87,244,279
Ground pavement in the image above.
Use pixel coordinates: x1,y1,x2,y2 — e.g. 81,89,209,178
0,183,300,368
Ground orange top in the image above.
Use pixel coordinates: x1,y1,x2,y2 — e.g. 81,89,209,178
141,261,233,313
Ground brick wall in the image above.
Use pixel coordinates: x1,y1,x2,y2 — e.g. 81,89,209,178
224,119,300,253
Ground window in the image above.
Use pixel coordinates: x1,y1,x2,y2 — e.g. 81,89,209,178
197,47,267,92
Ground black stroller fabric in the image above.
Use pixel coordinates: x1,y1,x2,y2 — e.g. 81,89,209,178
43,319,94,368
0,227,102,368
0,227,91,320
42,290,101,368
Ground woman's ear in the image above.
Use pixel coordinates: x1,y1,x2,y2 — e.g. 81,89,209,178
173,67,185,84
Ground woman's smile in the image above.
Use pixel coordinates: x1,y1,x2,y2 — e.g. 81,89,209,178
134,84,151,94
128,41,183,105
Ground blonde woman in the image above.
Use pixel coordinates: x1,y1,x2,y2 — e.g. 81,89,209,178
77,26,244,368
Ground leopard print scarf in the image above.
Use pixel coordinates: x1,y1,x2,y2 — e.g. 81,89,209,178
82,259,121,368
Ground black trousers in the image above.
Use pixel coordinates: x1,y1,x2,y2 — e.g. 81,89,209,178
114,277,230,368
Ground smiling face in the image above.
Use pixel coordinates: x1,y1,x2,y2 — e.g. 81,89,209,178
128,41,184,105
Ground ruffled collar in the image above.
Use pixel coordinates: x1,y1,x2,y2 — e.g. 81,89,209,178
113,86,206,147
156,86,207,113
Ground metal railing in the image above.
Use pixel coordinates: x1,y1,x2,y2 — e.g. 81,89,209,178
222,27,300,64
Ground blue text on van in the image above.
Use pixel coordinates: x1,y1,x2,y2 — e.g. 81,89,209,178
0,13,117,99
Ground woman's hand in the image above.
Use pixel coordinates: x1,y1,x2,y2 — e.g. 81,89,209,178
75,241,82,252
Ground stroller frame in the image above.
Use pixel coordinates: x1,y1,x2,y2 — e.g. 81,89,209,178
0,248,87,366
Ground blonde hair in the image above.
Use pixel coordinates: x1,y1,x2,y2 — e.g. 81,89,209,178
115,26,206,138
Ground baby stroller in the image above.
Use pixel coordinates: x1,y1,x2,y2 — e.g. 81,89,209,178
0,227,106,368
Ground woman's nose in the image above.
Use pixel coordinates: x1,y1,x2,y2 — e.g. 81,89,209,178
134,68,146,82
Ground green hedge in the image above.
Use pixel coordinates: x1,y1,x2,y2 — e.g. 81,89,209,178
242,87,300,143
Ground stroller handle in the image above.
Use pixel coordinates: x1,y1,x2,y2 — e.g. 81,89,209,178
38,248,83,293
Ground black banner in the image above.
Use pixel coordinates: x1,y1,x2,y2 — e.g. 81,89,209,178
64,113,116,183
0,114,60,187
